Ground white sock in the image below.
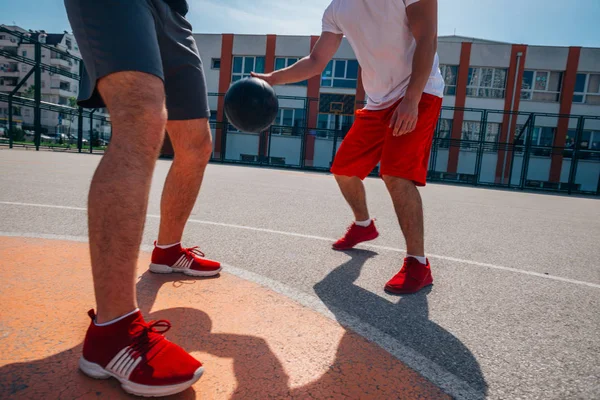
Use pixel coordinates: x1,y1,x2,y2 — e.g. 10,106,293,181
94,308,140,326
407,254,427,265
156,242,180,249
355,219,372,227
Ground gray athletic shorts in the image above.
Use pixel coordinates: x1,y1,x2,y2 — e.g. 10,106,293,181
64,0,210,120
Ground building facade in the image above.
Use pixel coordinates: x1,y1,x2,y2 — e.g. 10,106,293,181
0,25,109,140
192,33,600,193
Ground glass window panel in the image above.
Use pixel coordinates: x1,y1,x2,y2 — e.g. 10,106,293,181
585,94,600,105
346,60,359,79
480,68,494,87
574,73,587,93
485,123,501,142
493,69,507,88
275,58,286,70
321,78,332,87
294,109,305,126
317,114,329,129
521,91,532,100
334,60,346,78
532,92,560,102
467,68,478,87
447,65,458,85
445,86,456,96
572,94,584,103
233,57,243,73
540,128,555,147
231,75,241,83
244,57,255,74
466,88,478,97
549,72,563,92
282,109,294,126
579,131,591,149
287,58,298,66
522,71,534,90
588,74,600,93
534,71,548,90
255,57,265,73
590,132,600,150
322,61,333,77
333,79,357,88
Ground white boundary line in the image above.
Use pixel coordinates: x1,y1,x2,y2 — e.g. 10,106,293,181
0,230,485,400
2,200,598,290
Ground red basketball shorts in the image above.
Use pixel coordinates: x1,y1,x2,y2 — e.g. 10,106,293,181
330,93,442,186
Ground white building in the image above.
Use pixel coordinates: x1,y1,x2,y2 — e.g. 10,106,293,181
0,25,109,141
182,33,600,193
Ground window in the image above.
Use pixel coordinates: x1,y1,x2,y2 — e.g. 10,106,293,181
461,122,501,149
521,70,562,102
272,108,305,135
41,81,46,88
66,39,72,50
439,65,458,95
567,130,600,150
317,113,354,131
321,59,359,89
274,57,307,86
573,73,600,105
22,50,27,57
211,58,221,69
21,64,28,72
530,127,555,147
467,67,507,98
231,56,265,82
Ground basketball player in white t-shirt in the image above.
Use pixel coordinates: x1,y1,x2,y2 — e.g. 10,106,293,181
253,0,443,294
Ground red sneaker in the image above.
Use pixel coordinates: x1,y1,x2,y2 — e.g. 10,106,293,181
149,242,221,277
332,220,379,250
79,309,203,397
384,257,433,294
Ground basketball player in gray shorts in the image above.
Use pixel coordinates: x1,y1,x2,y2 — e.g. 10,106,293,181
64,0,221,395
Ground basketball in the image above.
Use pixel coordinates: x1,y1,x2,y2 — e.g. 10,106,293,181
224,77,279,133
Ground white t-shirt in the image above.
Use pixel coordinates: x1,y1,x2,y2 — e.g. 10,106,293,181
322,0,444,110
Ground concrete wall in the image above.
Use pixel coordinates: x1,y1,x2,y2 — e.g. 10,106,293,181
195,34,222,95
524,46,569,71
438,42,462,65
225,132,259,161
275,36,310,57
576,48,600,73
269,135,302,166
232,35,266,55
470,44,512,67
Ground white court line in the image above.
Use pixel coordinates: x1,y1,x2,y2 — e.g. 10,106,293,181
1,200,599,290
0,230,484,400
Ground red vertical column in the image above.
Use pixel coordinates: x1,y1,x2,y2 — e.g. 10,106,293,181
260,34,277,160
496,44,527,183
549,46,581,182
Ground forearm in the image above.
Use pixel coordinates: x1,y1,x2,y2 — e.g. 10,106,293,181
270,56,323,85
405,38,437,101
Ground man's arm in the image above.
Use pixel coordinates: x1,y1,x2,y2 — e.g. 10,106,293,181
390,0,438,136
251,32,343,86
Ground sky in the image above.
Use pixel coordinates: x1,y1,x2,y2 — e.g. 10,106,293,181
1,0,599,47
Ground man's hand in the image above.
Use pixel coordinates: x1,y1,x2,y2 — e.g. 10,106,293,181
250,72,277,86
389,97,420,136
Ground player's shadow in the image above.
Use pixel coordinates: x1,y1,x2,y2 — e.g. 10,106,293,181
313,249,488,396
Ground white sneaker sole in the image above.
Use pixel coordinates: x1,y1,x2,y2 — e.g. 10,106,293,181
79,357,204,397
149,263,222,277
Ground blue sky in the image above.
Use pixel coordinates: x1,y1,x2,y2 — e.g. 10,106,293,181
1,0,599,47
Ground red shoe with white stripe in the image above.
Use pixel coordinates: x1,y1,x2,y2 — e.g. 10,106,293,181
149,242,221,277
79,309,203,397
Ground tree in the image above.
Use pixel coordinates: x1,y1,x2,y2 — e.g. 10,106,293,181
22,85,36,99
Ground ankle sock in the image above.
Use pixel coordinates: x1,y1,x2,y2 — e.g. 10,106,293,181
407,254,427,265
94,308,139,326
355,219,371,227
156,242,180,249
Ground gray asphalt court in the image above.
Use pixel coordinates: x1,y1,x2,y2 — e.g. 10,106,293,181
1,149,599,399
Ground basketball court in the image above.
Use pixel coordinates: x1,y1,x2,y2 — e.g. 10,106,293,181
1,150,599,399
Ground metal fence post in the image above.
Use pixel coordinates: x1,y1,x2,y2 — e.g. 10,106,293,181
567,116,584,194
474,110,488,186
77,107,83,153
519,115,536,190
34,42,42,151
89,109,96,153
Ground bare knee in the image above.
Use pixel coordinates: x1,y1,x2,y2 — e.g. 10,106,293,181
98,72,167,151
168,119,213,164
382,175,416,193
